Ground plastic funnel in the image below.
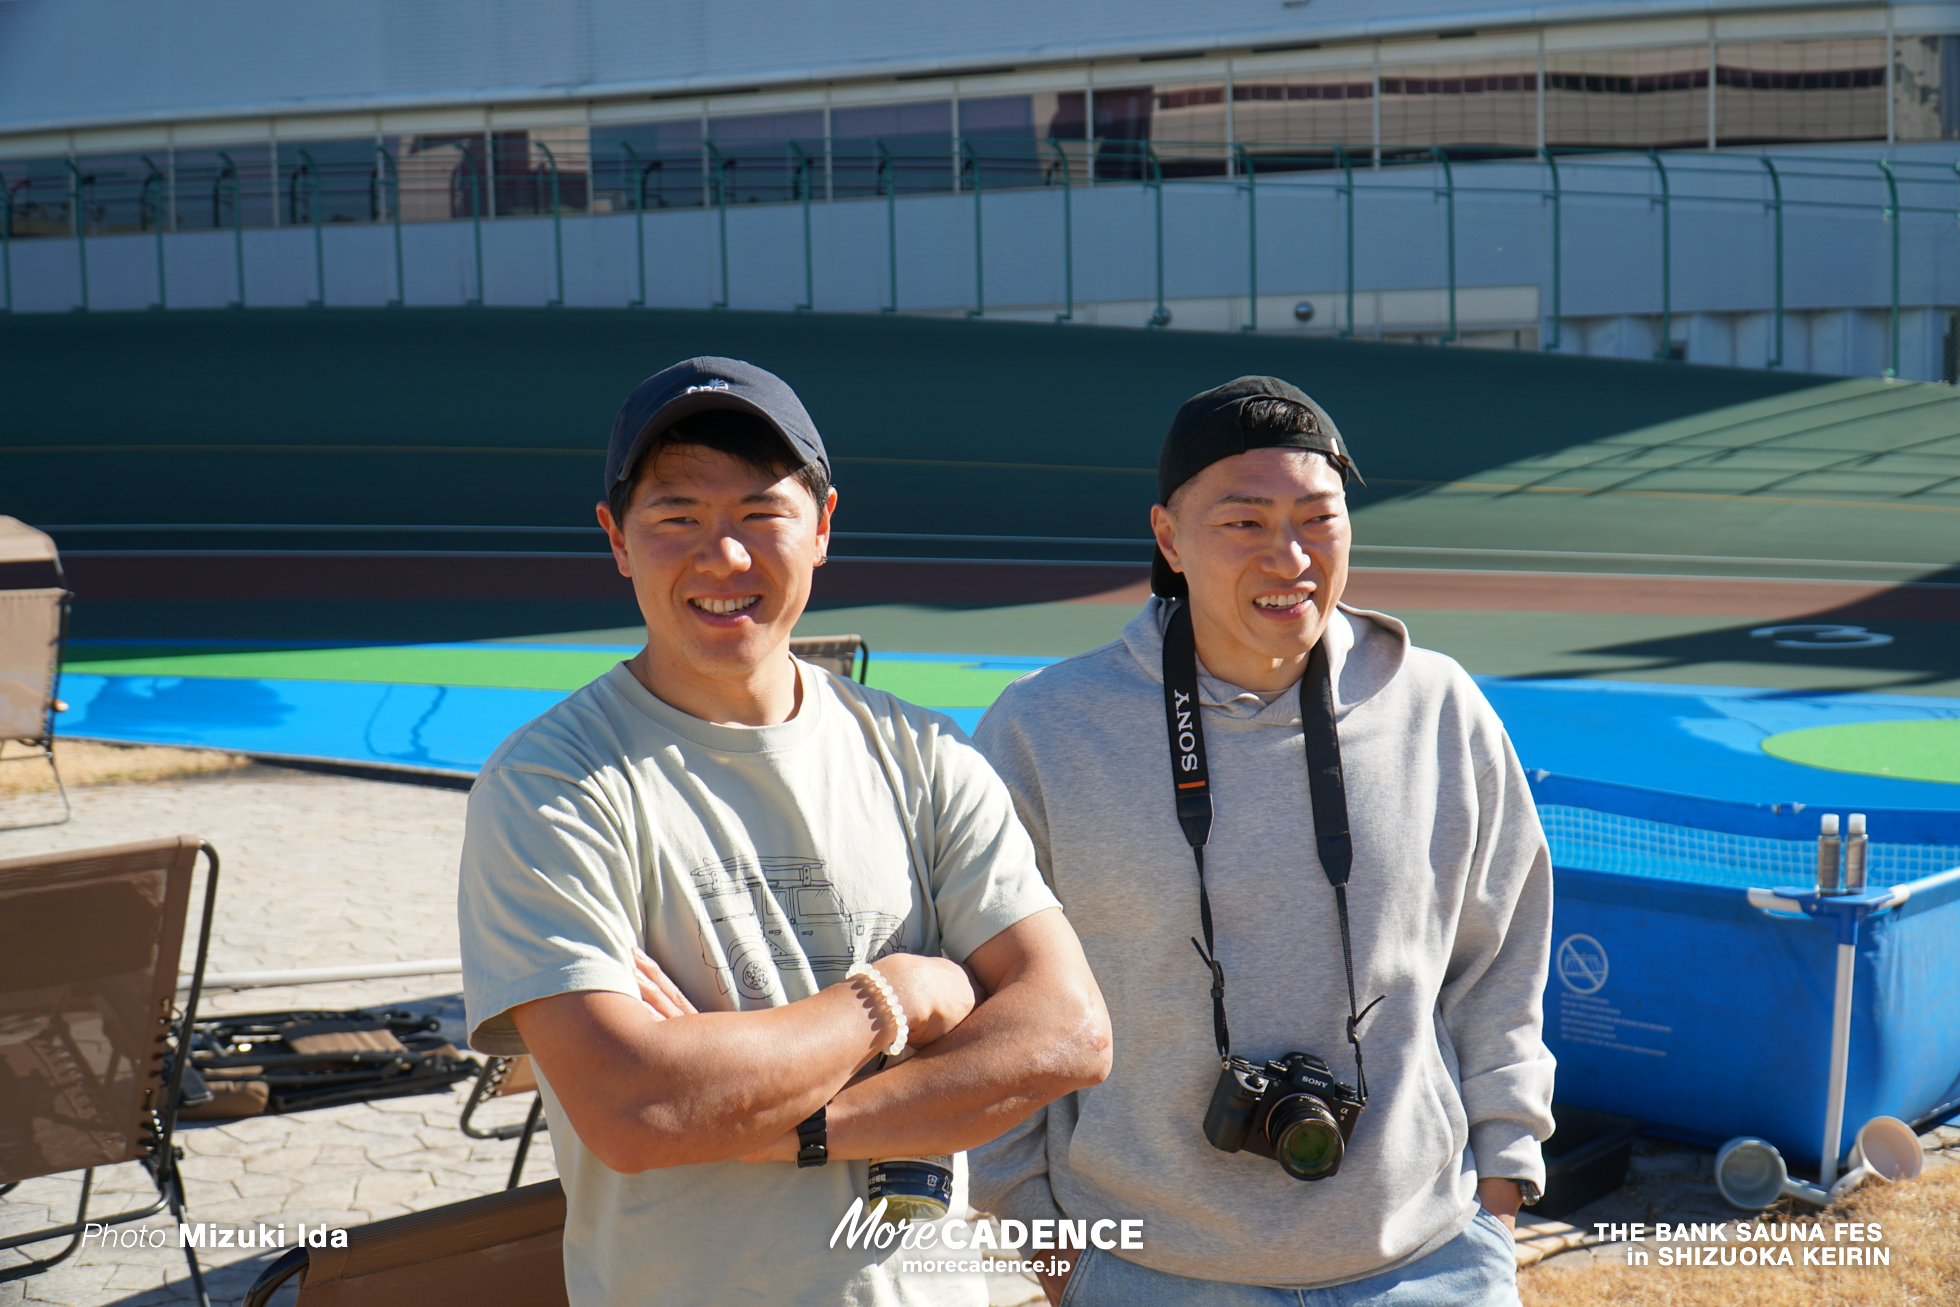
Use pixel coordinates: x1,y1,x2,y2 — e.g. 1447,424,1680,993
1715,1137,1831,1210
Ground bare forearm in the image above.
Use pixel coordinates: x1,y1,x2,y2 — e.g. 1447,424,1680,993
518,983,882,1172
804,970,1108,1161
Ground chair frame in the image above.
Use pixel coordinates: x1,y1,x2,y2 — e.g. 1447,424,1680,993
0,578,74,830
457,1055,548,1191
0,840,222,1307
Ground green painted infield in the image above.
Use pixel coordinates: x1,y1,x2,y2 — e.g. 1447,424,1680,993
1761,720,1960,785
61,639,1030,708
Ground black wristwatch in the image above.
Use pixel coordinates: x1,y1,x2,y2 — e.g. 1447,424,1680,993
795,1106,829,1168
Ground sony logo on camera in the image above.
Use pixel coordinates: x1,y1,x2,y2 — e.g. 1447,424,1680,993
1202,1051,1364,1181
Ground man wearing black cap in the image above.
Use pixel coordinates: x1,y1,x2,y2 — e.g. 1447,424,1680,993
458,357,1110,1307
970,377,1554,1305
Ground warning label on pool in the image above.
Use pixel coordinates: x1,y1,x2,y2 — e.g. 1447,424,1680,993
1557,991,1673,1057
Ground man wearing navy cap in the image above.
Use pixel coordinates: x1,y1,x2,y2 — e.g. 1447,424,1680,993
458,357,1110,1307
971,376,1554,1305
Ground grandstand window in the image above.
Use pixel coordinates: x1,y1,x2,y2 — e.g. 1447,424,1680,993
171,146,277,231
1714,40,1889,144
491,129,590,217
276,139,387,227
958,96,1039,187
708,111,824,205
831,100,954,197
590,119,707,212
1378,59,1539,150
392,133,489,223
1229,69,1375,156
0,158,76,239
1544,46,1711,148
1894,35,1960,141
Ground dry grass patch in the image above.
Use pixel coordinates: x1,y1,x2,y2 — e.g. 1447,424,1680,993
1521,1160,1960,1306
0,738,253,796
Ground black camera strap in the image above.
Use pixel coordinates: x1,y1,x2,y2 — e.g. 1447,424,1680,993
1162,600,1383,1101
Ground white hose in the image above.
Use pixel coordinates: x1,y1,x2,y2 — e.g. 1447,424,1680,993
177,957,463,993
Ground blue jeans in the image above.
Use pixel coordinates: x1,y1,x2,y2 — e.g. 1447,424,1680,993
1057,1207,1521,1307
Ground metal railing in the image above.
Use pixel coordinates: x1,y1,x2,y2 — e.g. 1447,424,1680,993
1,137,1952,376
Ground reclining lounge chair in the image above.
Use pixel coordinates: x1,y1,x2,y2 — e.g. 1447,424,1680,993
0,836,221,1306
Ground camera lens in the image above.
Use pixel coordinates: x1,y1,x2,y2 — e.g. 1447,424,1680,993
1267,1094,1343,1180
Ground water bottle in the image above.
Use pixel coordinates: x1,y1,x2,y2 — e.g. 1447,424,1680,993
867,1155,954,1223
1844,813,1868,892
1816,813,1842,895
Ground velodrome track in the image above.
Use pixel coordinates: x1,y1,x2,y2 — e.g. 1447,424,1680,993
4,308,1957,801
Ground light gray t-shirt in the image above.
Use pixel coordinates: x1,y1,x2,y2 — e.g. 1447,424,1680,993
459,659,1060,1307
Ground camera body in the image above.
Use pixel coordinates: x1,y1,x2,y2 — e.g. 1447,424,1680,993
1203,1051,1364,1181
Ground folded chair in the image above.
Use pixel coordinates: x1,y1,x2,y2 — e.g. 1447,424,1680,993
789,633,869,683
458,1053,549,1190
243,1178,568,1307
0,516,73,830
0,836,220,1305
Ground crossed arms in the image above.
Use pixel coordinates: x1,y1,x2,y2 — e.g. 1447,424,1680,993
510,906,1111,1174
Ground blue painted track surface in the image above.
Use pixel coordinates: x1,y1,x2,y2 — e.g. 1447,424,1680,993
1482,679,1960,812
58,664,1960,809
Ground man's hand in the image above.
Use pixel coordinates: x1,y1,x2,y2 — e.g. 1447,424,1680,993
1476,1177,1523,1234
632,947,697,1018
868,952,980,1047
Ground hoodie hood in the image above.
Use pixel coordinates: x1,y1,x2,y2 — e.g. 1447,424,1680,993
1119,595,1409,723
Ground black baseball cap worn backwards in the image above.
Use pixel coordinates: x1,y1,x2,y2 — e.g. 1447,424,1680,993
604,356,828,498
1151,375,1363,599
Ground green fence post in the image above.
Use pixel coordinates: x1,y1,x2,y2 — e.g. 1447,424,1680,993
790,140,814,311
1540,147,1561,351
295,148,325,307
64,159,88,312
141,155,167,310
1761,156,1782,368
1234,143,1257,333
532,138,564,307
620,142,647,308
215,152,245,308
962,138,984,318
0,168,11,313
1336,145,1355,338
373,144,403,307
446,143,484,306
1648,149,1671,360
1878,159,1900,379
704,140,729,310
877,139,898,314
1048,138,1073,322
1146,143,1169,328
1432,147,1455,344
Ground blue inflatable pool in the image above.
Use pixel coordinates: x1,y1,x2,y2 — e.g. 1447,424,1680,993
1533,773,1960,1170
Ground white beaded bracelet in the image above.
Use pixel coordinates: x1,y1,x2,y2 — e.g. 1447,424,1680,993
847,962,910,1058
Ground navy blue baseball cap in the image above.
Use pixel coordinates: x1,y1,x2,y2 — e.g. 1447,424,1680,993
1151,376,1362,599
604,357,828,497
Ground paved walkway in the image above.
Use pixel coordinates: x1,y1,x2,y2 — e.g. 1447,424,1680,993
0,765,1041,1307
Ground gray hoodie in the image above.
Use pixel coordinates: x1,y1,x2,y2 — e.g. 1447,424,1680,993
969,599,1555,1290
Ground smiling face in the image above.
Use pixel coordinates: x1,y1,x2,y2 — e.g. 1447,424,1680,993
1150,447,1351,693
597,441,835,725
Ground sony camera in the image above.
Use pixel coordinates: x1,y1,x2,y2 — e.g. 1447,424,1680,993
1203,1051,1364,1181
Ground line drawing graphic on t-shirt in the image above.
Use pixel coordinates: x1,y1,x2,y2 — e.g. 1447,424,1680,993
691,855,904,1000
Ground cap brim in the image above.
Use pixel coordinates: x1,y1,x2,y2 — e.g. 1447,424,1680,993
612,390,805,488
1151,547,1188,599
